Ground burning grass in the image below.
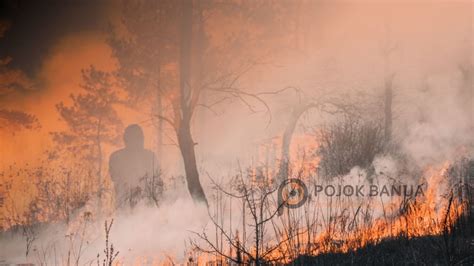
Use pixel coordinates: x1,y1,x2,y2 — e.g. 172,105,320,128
186,134,472,265
0,133,472,265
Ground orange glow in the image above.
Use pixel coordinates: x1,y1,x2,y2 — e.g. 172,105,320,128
0,1,471,264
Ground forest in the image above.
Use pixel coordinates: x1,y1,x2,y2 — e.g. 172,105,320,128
0,0,473,265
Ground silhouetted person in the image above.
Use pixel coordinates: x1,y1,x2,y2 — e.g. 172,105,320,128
109,124,158,209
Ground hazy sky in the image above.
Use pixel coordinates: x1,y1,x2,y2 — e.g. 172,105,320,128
0,0,472,170
0,0,108,75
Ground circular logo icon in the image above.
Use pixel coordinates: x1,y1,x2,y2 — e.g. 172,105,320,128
278,178,308,209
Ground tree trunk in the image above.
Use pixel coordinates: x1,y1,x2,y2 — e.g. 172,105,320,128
278,104,316,182
96,118,103,213
177,121,208,205
178,0,208,206
156,75,163,170
381,25,396,144
459,64,473,133
384,75,394,143
155,4,165,170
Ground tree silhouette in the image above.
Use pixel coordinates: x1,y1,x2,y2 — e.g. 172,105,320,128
52,66,123,210
104,0,299,205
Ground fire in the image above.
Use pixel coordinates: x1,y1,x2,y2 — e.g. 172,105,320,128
264,161,467,262
174,142,468,265
0,134,469,265
254,134,320,182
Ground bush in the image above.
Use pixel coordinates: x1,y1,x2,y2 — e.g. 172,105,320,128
317,119,385,179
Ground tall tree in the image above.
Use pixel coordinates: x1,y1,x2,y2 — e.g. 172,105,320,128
106,0,295,205
107,0,180,168
52,66,123,211
174,0,207,205
380,25,398,143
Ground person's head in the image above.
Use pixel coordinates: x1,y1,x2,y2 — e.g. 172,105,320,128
123,124,144,149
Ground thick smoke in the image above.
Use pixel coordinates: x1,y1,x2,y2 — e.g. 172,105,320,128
0,1,472,264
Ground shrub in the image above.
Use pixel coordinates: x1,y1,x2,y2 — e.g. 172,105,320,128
317,119,385,179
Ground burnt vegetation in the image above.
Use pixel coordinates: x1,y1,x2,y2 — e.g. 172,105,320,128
0,0,473,265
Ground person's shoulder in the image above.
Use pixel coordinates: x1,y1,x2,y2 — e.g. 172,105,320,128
139,149,155,162
143,149,155,158
110,148,126,161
